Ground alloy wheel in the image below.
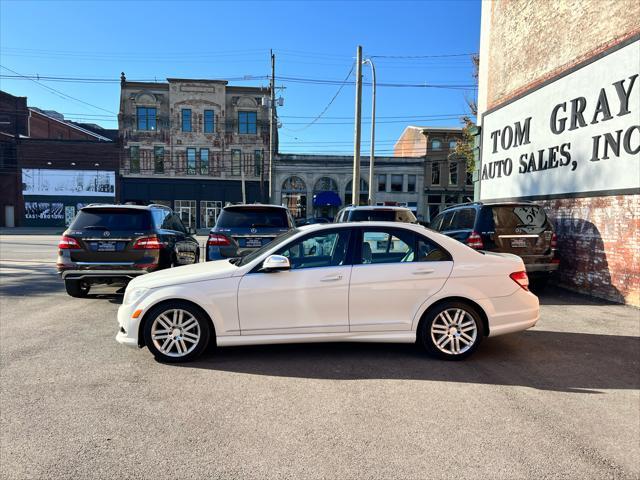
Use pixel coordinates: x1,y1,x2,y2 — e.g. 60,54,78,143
430,308,478,355
150,309,201,358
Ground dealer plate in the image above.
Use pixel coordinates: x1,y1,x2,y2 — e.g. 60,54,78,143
97,241,116,252
510,238,528,248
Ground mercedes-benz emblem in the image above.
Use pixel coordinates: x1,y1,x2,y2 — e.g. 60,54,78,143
250,228,257,233
103,231,111,237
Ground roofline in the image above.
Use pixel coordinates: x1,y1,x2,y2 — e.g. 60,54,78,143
167,78,229,85
28,108,112,141
122,81,170,89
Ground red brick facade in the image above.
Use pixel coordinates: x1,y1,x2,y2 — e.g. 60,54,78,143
540,196,640,306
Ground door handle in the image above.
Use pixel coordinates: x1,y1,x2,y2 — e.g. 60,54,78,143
412,269,435,275
320,274,343,282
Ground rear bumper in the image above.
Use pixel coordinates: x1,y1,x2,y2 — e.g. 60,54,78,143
59,269,148,280
478,288,540,337
525,262,560,273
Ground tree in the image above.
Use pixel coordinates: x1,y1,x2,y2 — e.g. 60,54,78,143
451,55,479,173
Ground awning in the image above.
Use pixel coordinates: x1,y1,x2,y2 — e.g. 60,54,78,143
313,191,342,207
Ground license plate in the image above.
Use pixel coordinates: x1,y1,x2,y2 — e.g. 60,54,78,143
97,241,116,252
245,238,262,248
510,238,528,248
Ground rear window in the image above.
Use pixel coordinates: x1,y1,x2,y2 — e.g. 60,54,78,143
216,208,289,228
491,205,551,234
348,210,396,222
70,208,151,231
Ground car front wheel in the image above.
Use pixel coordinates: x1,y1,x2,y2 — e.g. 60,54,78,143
420,302,483,360
143,302,211,363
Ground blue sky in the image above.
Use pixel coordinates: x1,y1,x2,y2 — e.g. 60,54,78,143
0,0,480,154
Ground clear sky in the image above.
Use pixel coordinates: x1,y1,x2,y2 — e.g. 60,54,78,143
0,0,481,155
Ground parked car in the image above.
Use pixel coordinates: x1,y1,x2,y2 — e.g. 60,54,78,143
295,217,331,227
334,205,417,223
57,204,200,297
206,204,294,261
116,221,539,363
429,202,559,286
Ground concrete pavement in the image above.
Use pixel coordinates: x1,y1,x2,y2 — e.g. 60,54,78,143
1,235,639,479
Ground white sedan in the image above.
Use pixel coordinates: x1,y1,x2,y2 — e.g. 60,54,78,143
116,222,539,362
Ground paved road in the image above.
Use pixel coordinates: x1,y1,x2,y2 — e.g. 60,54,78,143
1,235,639,479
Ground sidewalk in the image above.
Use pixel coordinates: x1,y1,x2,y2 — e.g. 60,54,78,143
0,227,64,235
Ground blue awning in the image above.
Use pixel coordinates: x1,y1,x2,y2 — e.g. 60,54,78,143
313,191,342,207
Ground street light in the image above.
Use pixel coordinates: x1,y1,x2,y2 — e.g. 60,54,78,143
363,58,376,205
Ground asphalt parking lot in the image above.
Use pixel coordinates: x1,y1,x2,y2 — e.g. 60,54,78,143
1,234,639,480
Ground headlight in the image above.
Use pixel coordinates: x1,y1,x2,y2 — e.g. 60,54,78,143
123,287,149,305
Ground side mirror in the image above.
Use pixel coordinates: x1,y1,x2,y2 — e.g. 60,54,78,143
188,227,197,235
260,254,290,272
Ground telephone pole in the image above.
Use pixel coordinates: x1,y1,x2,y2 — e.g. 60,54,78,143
268,50,276,203
363,58,376,205
352,45,363,205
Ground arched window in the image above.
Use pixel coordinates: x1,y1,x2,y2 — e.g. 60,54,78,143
345,178,369,206
281,176,307,218
313,177,338,193
431,139,442,151
449,139,457,150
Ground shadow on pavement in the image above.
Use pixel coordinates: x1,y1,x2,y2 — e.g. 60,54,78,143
537,286,622,306
176,330,640,394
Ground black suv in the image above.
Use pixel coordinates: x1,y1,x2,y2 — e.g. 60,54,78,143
57,204,200,297
430,202,559,284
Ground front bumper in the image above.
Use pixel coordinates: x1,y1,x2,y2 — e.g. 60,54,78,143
116,302,143,348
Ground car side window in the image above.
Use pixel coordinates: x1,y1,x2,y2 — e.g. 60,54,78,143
430,214,445,231
449,208,476,230
361,229,416,264
440,211,456,231
417,236,451,262
276,230,351,270
171,214,187,233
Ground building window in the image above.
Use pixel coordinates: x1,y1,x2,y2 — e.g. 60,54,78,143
431,162,440,185
130,146,140,173
186,148,196,175
136,107,156,131
449,139,457,150
407,174,416,192
391,174,403,192
200,148,209,175
238,111,257,134
345,178,368,206
154,146,164,174
449,162,458,185
431,139,442,151
182,109,192,132
281,176,307,218
231,149,241,176
377,174,387,192
204,110,215,133
254,150,262,177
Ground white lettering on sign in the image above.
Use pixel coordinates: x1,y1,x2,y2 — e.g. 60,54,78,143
479,39,640,200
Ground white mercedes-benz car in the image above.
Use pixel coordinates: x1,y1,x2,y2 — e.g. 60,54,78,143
116,222,539,362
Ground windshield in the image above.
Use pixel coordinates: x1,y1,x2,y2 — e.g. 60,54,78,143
70,209,151,230
216,208,289,228
236,228,299,266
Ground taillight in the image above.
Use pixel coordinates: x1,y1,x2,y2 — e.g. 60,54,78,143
207,234,231,246
466,231,484,249
550,232,558,249
133,235,162,249
58,236,81,249
510,271,530,291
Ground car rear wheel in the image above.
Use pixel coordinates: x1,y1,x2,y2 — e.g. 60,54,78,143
143,302,211,363
420,301,483,360
65,279,90,298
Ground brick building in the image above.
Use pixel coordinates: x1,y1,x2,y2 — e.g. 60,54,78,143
118,75,272,231
394,126,474,221
476,0,640,305
0,90,118,227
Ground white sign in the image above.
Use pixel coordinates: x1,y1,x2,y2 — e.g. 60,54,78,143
479,39,640,200
21,168,116,197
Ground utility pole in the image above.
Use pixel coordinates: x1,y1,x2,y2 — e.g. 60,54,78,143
352,45,363,205
363,58,376,205
241,154,246,203
268,50,276,204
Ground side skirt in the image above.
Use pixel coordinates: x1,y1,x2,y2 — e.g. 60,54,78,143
216,331,417,347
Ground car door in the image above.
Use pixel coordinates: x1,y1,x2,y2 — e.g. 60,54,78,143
349,227,453,332
237,228,353,335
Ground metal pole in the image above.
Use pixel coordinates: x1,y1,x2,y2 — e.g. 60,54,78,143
353,45,363,205
364,58,376,205
241,154,246,203
268,50,275,204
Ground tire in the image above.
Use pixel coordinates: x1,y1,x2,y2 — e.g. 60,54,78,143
65,279,90,298
419,301,484,360
530,276,549,293
143,301,212,363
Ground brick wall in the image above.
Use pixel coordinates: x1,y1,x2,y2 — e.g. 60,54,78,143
540,195,640,307
29,111,97,140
